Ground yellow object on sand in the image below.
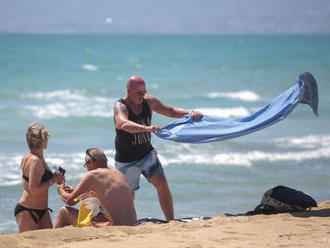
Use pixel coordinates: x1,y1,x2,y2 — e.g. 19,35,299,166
74,190,113,227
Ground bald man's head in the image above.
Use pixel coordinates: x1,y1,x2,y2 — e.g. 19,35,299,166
125,75,147,104
126,76,145,90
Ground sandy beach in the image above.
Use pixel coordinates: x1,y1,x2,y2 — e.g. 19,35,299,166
1,201,329,248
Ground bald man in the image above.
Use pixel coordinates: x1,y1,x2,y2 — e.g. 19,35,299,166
113,75,201,221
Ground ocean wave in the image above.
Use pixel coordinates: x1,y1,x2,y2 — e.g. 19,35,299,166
24,102,113,119
1,139,329,186
22,90,115,119
273,134,330,149
158,134,330,167
159,147,330,167
195,107,250,118
205,90,260,102
24,90,86,101
81,64,99,71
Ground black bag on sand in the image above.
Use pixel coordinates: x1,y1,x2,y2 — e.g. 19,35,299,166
247,185,318,215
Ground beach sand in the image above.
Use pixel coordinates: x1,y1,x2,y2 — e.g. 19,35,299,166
1,201,330,248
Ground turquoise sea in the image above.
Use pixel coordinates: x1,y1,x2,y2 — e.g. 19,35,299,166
0,34,330,234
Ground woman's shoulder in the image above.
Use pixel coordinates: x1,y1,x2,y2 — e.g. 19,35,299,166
22,153,43,168
21,154,44,178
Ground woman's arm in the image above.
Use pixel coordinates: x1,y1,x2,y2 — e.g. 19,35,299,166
27,157,64,196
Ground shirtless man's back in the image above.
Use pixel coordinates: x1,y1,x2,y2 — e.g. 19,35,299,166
85,168,136,225
56,148,137,227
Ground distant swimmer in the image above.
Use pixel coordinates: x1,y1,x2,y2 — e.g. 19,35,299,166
113,75,202,221
55,148,137,227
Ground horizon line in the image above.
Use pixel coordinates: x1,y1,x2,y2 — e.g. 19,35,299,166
1,31,330,36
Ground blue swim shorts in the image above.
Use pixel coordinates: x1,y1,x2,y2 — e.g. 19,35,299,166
115,150,164,191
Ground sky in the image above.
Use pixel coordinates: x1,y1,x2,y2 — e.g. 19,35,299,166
1,0,330,34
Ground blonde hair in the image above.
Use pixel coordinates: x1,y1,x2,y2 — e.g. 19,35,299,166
86,148,108,168
26,123,49,150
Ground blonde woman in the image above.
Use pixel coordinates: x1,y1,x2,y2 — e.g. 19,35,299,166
15,123,65,232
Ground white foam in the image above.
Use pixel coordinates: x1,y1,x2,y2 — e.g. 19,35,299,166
273,135,330,149
158,134,330,167
24,90,86,101
195,107,250,118
25,102,113,119
22,90,116,119
0,220,17,235
206,90,260,102
159,146,330,167
1,136,329,186
81,64,98,71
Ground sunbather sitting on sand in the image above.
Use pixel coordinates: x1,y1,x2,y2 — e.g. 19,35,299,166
55,148,137,227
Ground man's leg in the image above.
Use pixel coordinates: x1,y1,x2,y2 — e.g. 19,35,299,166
115,161,141,199
54,206,78,228
149,173,174,221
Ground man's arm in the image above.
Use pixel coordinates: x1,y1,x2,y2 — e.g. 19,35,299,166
57,174,93,206
113,101,160,133
146,94,202,120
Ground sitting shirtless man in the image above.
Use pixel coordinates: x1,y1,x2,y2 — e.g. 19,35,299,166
55,148,137,227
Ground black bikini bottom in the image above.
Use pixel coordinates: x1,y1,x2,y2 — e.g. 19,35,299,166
14,203,53,224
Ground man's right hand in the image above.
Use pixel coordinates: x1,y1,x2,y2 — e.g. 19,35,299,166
146,125,161,133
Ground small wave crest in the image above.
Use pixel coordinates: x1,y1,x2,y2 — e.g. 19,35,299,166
206,90,260,102
24,90,86,101
159,146,330,167
81,64,98,71
273,134,330,149
1,134,329,186
157,134,330,167
25,102,113,119
22,90,115,119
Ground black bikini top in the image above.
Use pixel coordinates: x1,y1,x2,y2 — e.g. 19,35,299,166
22,155,54,184
22,170,53,183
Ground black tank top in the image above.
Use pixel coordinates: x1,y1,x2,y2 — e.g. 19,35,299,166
115,98,153,162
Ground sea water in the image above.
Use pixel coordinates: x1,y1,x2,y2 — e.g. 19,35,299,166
0,34,329,234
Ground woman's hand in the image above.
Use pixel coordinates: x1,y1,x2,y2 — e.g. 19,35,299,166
52,172,65,185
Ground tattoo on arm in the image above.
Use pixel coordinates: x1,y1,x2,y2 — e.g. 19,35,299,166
114,103,128,115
